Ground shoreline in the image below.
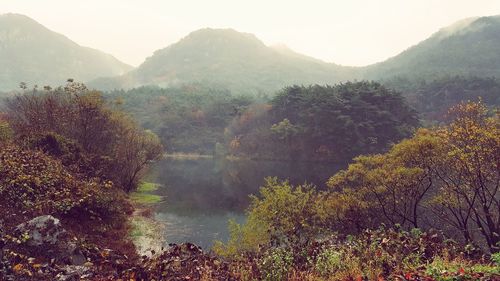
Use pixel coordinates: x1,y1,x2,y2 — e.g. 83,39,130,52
164,153,213,159
129,182,166,257
164,152,347,164
130,205,165,257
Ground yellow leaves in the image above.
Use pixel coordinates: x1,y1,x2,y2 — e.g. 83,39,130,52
13,263,23,273
103,180,114,189
31,263,42,269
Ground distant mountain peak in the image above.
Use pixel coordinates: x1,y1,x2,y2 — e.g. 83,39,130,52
0,14,132,91
90,27,353,92
177,28,267,49
185,28,261,40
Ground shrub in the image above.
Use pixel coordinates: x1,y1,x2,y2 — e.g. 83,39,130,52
0,118,12,143
258,247,293,281
312,247,343,277
213,218,269,258
492,252,500,266
0,144,128,224
425,256,500,281
214,178,326,258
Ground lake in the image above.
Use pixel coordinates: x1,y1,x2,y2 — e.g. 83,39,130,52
145,157,345,250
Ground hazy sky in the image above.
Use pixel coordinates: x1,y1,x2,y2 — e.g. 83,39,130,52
2,0,500,67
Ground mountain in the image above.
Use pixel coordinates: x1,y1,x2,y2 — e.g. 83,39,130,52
89,28,359,94
91,16,500,93
0,13,131,91
364,15,500,80
3,14,500,94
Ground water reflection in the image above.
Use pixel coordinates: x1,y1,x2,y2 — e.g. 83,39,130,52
146,158,345,249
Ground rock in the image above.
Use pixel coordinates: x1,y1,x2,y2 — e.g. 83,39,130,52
65,243,87,266
15,215,66,247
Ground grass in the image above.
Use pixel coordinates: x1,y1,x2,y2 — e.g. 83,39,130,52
137,182,160,193
130,218,145,238
129,182,166,255
130,182,162,205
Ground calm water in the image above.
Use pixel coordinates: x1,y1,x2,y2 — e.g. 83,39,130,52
145,157,345,250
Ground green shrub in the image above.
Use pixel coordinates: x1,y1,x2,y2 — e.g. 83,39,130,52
0,119,12,143
425,257,499,281
258,248,293,281
492,252,500,266
213,218,269,258
313,247,343,277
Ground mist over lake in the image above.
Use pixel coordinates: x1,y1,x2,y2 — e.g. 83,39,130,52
146,157,344,249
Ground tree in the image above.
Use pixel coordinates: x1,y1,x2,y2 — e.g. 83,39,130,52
429,101,499,251
227,82,419,161
5,82,163,192
327,130,441,230
326,101,499,251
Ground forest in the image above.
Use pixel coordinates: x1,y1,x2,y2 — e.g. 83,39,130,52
105,76,499,162
0,78,498,280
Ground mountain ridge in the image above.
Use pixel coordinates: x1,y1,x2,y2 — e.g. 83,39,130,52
90,15,500,92
363,15,500,80
89,27,359,93
0,13,132,91
2,13,500,92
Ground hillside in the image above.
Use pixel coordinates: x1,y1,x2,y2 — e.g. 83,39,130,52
384,75,500,123
364,16,500,80
2,14,500,93
0,13,132,91
89,28,358,94
90,16,500,93
4,14,500,94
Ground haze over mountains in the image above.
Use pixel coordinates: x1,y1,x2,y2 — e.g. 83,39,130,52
1,13,500,92
363,15,500,80
0,13,131,91
89,28,358,94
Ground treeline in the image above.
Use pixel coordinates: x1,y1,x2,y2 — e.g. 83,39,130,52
105,82,420,162
106,84,258,154
386,75,500,123
226,82,419,161
105,77,500,163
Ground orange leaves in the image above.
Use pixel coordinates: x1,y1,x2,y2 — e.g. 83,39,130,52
12,263,23,273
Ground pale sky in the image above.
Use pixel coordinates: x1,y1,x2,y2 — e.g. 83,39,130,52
2,0,500,67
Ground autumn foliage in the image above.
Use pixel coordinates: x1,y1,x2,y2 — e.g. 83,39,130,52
0,144,128,225
214,101,499,280
4,82,163,192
